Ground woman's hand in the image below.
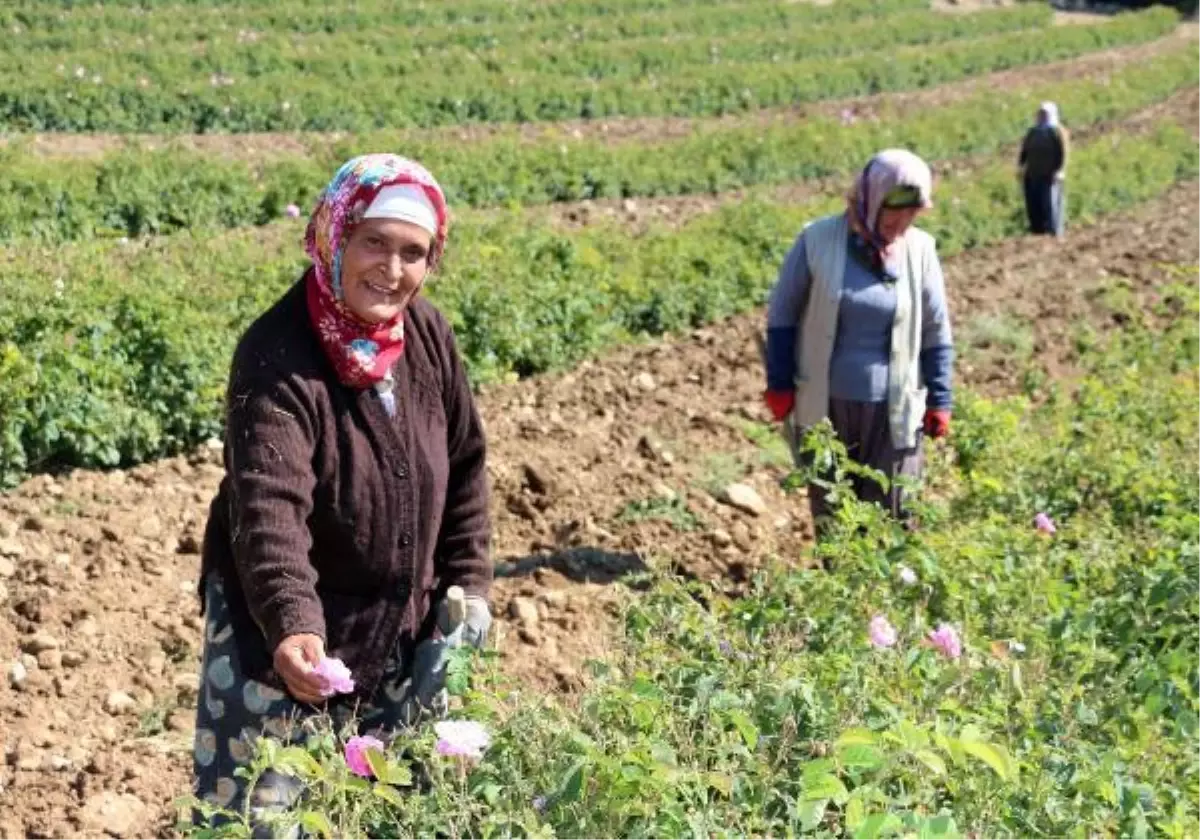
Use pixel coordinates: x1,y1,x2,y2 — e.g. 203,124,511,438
273,633,328,704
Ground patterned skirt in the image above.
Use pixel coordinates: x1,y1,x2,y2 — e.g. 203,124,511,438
192,576,417,833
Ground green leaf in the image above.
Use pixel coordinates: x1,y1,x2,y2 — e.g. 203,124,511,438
913,749,948,776
838,744,885,770
728,710,759,750
372,783,406,808
802,773,849,805
558,759,588,804
365,747,389,781
299,811,334,839
959,739,1016,781
478,782,503,806
854,812,902,840
797,797,828,831
845,796,866,832
272,746,323,779
897,719,929,750
919,814,959,840
835,728,879,748
705,772,734,797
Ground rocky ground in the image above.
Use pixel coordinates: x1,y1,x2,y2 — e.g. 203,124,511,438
0,180,1196,838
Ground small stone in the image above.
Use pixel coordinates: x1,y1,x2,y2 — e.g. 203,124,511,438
518,627,540,645
80,792,148,838
633,372,656,392
719,483,767,517
651,482,676,501
22,632,60,654
103,690,138,716
15,746,42,772
0,519,16,539
138,515,164,539
166,710,194,734
0,538,24,559
53,675,78,698
0,557,14,579
0,581,7,603
22,516,45,533
508,597,540,629
87,752,111,774
49,755,73,772
36,649,62,670
52,552,70,568
538,590,567,609
61,650,86,668
20,653,36,671
172,672,200,698
521,463,553,496
74,617,99,637
711,529,733,548
8,661,27,688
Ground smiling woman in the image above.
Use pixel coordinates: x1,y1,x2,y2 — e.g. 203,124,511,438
191,154,495,832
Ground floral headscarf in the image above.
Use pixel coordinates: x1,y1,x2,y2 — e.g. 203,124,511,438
304,154,449,388
846,148,933,271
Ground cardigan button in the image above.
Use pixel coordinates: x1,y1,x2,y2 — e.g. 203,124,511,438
394,464,408,479
398,532,413,548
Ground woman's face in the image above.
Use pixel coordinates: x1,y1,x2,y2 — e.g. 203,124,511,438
876,207,922,245
339,218,433,323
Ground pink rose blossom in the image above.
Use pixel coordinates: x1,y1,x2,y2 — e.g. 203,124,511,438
897,565,918,586
344,735,384,778
434,720,491,759
868,615,897,649
928,623,963,659
314,657,355,696
285,203,302,219
1034,513,1056,535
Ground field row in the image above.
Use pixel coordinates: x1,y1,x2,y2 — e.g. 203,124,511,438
0,8,1177,132
5,0,926,59
0,46,1192,245
0,112,1195,485
2,5,1051,86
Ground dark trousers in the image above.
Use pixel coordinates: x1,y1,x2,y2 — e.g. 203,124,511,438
1024,176,1065,236
804,399,924,527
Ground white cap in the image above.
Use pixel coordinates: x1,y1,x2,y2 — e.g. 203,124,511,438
363,183,438,235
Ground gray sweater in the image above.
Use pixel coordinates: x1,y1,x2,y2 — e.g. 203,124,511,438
765,234,953,408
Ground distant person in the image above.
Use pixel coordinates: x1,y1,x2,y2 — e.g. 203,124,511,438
193,154,493,829
762,149,954,534
1019,101,1069,237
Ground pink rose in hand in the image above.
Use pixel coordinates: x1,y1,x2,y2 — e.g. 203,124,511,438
344,735,384,778
314,656,354,697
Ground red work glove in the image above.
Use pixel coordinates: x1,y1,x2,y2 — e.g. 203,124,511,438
763,390,795,423
924,408,951,439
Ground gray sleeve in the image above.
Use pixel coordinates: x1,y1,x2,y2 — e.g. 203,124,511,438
921,245,952,350
766,234,811,329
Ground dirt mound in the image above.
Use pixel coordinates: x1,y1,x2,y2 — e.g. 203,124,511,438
0,182,1196,838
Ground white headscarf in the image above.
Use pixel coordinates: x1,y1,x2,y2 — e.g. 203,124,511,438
1037,101,1060,128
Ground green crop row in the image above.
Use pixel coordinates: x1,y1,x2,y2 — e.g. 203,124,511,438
0,4,1050,88
0,7,1178,132
5,0,765,34
2,46,1192,244
0,117,1195,485
3,0,926,61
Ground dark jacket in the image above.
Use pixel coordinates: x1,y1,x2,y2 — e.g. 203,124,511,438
1019,124,1070,182
200,277,492,696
